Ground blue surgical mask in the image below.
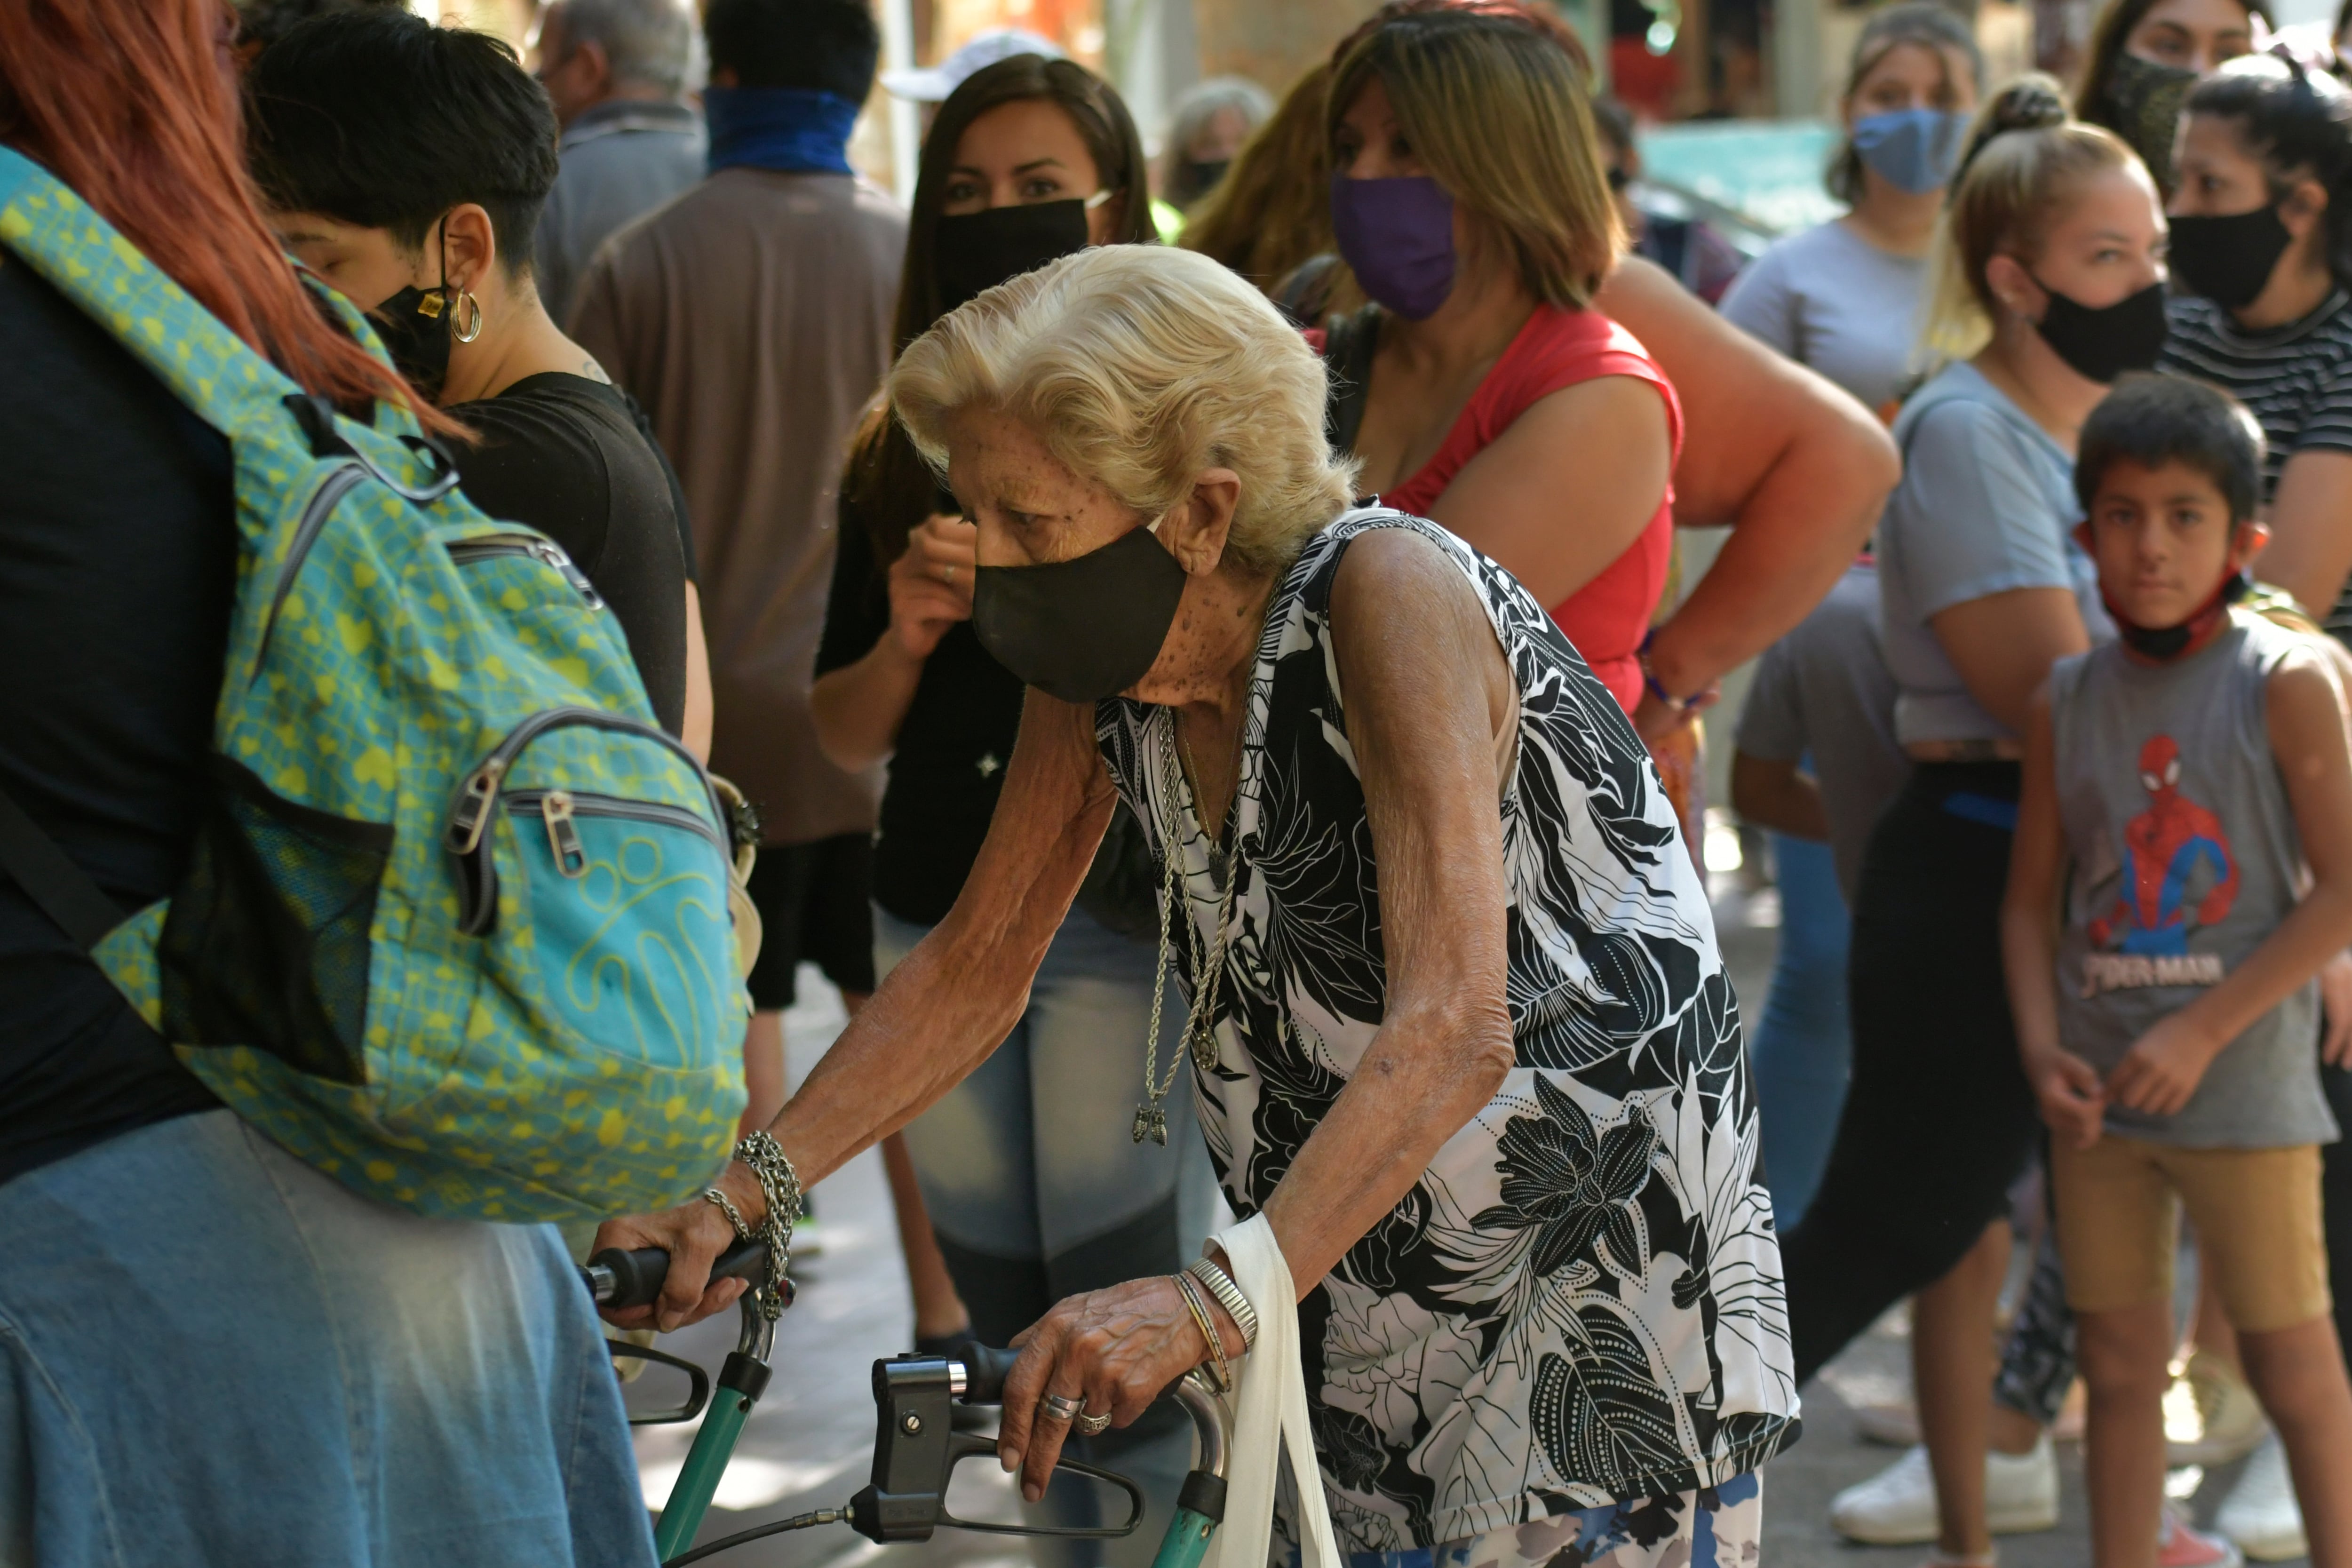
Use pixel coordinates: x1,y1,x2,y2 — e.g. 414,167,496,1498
1850,107,1972,195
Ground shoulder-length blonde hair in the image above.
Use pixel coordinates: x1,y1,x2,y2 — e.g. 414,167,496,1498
1327,8,1622,309
1923,75,2140,363
889,246,1358,576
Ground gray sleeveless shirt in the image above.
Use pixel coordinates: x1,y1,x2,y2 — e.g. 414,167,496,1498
2048,612,2336,1147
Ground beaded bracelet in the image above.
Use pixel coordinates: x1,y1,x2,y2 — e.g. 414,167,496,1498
1637,628,1695,713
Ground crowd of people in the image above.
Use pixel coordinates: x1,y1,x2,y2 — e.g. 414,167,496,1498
12,0,2352,1563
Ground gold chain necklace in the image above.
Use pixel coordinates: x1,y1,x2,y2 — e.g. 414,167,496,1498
1132,712,1241,1144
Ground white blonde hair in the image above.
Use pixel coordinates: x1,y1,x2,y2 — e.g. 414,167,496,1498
889,245,1357,575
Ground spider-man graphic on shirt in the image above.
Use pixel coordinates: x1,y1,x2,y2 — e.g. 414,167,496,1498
2089,734,2238,955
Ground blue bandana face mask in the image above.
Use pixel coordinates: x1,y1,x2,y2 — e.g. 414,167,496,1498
1850,107,1973,195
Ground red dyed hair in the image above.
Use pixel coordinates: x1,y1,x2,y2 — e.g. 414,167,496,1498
0,0,449,430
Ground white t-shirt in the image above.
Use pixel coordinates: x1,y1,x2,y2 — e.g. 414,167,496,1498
1720,218,1930,415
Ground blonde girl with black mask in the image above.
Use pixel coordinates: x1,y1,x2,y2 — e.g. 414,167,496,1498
1782,78,2171,1568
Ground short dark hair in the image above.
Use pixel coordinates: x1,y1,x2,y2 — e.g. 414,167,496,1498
233,0,402,54
245,9,559,275
705,0,878,98
2076,374,2265,523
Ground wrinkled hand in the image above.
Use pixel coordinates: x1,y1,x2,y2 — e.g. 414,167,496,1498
2027,1045,2106,1150
2108,1013,2225,1119
885,514,977,661
2320,950,2352,1068
1633,683,1719,745
995,1276,1230,1504
591,1161,762,1332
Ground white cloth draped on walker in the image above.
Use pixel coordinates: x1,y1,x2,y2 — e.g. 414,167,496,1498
1203,1214,1342,1568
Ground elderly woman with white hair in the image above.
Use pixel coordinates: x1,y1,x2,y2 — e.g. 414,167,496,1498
598,244,1796,1561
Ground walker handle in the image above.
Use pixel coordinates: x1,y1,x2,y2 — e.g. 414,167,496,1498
582,1238,768,1310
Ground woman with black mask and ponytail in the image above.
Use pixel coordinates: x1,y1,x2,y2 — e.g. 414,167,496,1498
2153,53,2352,1552
1782,79,2177,1568
807,54,1211,1568
2166,58,2352,637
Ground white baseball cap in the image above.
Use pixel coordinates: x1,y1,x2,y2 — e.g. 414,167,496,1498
881,28,1067,103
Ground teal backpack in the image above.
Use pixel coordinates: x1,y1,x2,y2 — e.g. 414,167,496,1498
0,151,749,1222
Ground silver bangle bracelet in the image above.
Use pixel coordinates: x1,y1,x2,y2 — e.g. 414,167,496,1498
1184,1256,1259,1352
1172,1271,1232,1394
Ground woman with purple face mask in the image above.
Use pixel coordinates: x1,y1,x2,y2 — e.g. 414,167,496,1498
1317,11,1679,732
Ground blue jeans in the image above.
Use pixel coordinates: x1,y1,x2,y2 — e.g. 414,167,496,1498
0,1109,653,1568
1749,833,1853,1231
875,902,1220,1568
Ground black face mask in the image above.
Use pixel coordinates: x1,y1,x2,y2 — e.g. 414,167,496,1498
2032,276,2169,382
2168,204,2296,311
366,218,453,399
935,199,1093,314
2106,571,2250,658
2104,51,2199,191
1181,158,1231,196
970,524,1189,704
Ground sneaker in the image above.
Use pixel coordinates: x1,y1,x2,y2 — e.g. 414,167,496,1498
1829,1437,2061,1546
2165,1350,2268,1466
1855,1402,1923,1447
2160,1504,2245,1568
2216,1433,2307,1562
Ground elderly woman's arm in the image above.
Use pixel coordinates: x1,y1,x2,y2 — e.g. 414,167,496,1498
1254,530,1519,1278
1594,256,1899,731
590,688,1118,1329
995,527,1518,1496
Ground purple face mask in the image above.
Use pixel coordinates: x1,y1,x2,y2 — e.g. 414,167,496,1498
1328,174,1457,320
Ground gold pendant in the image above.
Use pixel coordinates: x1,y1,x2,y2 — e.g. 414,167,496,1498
1131,1101,1168,1145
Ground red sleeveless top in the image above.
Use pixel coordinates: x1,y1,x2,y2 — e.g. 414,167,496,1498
1379,305,1681,713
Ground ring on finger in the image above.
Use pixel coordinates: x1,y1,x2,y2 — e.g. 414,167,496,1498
1038,1392,1082,1424
1075,1408,1112,1437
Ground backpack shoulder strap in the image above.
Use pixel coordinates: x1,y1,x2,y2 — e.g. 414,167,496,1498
0,780,122,951
0,146,296,434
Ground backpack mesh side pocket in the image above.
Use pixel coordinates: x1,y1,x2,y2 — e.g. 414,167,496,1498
159,755,392,1083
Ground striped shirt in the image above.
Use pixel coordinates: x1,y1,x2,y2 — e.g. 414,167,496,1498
2159,290,2352,637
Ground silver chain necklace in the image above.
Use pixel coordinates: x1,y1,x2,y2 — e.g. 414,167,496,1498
1132,713,1240,1145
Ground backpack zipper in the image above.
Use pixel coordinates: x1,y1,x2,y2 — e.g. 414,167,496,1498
252,460,368,679
445,533,606,610
506,787,729,876
445,707,723,935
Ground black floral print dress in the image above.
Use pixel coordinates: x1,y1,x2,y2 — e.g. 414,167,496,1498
1095,511,1799,1548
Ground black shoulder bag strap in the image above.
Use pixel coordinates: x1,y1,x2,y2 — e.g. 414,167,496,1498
1322,304,1382,458
0,781,125,950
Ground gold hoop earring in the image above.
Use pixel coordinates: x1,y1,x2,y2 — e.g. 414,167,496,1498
453,290,484,343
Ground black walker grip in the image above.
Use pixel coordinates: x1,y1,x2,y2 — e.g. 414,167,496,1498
588,1237,766,1310
954,1342,1023,1405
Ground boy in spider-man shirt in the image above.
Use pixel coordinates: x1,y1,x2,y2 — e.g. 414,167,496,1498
2002,375,2352,1566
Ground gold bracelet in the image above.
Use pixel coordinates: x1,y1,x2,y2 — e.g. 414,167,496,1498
1173,1271,1232,1394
